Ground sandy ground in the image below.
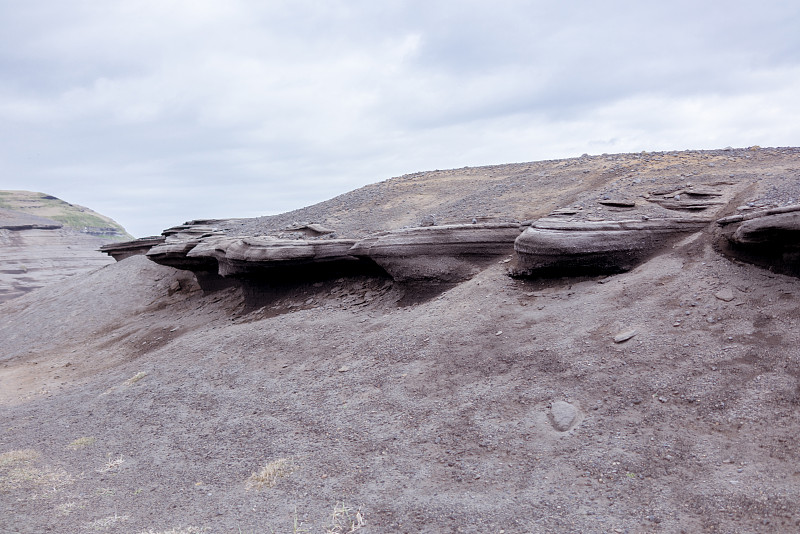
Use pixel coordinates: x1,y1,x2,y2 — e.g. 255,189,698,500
2,148,800,533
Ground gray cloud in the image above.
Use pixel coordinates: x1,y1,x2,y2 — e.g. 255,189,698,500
1,1,798,237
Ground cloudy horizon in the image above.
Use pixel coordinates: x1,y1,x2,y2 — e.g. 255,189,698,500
2,1,799,237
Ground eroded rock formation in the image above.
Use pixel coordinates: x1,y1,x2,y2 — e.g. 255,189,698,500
513,217,711,276
716,205,800,276
186,236,360,276
349,223,521,282
100,236,165,261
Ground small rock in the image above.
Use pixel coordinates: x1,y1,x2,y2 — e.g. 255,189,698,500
550,401,578,431
613,329,637,343
420,215,436,227
714,288,735,302
337,366,350,373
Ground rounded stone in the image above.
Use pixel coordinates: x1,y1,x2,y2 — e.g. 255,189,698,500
550,401,578,431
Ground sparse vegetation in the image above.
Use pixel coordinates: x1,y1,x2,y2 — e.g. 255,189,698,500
56,501,78,515
97,454,125,473
0,449,39,467
0,449,73,493
125,371,148,385
87,513,130,530
325,503,365,534
246,457,295,489
68,436,96,450
139,528,208,534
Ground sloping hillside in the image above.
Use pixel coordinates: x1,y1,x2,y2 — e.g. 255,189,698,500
0,191,132,303
1,148,799,533
0,190,131,238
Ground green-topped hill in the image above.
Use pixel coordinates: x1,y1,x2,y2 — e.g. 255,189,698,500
0,190,132,240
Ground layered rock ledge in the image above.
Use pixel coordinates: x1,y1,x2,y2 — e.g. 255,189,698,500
99,236,165,261
186,236,360,276
137,221,522,284
513,217,711,276
349,223,521,282
716,205,800,276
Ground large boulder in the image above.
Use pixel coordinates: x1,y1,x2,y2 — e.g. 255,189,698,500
513,217,711,276
349,223,521,282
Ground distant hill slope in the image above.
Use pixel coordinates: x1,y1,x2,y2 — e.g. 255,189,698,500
0,190,132,239
219,146,800,238
0,190,132,303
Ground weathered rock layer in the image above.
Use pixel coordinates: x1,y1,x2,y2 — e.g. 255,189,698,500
349,223,521,282
716,205,800,275
513,217,711,276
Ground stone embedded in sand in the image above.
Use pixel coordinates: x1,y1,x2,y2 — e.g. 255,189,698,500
714,288,735,302
613,329,637,343
550,401,578,432
349,223,521,282
513,217,710,276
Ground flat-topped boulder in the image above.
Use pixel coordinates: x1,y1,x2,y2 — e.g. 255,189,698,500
513,217,711,276
716,204,800,275
349,223,521,282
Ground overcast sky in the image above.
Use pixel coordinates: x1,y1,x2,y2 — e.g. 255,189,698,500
1,1,799,237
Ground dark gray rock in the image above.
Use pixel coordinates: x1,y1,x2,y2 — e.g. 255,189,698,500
514,217,710,276
349,223,521,282
716,205,800,276
187,236,359,276
100,236,166,261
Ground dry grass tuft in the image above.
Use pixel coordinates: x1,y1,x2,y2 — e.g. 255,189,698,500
246,457,295,490
125,371,148,385
325,503,365,534
97,454,125,473
0,449,39,467
0,449,73,493
68,436,96,450
87,513,130,530
56,501,78,515
138,528,208,534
